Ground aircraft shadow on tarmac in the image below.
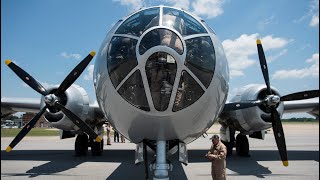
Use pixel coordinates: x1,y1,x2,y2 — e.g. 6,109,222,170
1,149,319,179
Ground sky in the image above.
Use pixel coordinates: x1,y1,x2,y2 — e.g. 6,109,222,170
1,0,319,118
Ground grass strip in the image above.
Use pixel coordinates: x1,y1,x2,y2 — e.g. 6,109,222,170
1,128,60,137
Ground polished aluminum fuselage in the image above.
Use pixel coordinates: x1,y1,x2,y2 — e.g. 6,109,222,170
94,6,229,144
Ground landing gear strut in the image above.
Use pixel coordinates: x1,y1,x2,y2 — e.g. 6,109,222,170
221,126,235,157
136,140,184,179
236,134,250,157
152,141,170,180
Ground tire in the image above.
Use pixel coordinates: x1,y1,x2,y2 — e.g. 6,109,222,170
75,134,88,156
91,139,104,156
235,134,250,157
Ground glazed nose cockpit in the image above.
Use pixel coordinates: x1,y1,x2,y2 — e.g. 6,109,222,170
107,7,216,113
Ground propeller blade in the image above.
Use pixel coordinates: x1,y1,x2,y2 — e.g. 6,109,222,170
55,51,96,96
223,100,264,111
54,102,102,142
256,40,272,95
270,107,288,166
5,60,48,96
280,90,319,101
6,106,47,152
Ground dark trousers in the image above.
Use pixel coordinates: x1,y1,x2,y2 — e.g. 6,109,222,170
114,131,119,142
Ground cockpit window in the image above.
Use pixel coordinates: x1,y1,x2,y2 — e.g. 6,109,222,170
118,70,150,111
163,8,207,36
139,29,183,55
115,8,160,36
107,36,138,88
185,36,215,88
173,71,204,112
145,52,177,111
201,20,216,34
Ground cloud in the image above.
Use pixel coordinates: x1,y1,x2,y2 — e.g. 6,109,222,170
164,0,190,10
266,49,288,63
272,53,319,79
306,53,319,63
84,64,94,81
230,70,244,77
310,15,319,26
257,15,277,30
309,0,319,26
227,83,263,101
293,0,319,27
112,0,145,12
113,0,226,19
21,81,56,89
40,82,57,88
222,33,290,78
191,0,225,18
60,52,82,60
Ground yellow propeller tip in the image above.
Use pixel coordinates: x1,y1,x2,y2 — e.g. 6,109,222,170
256,39,262,44
95,136,102,142
282,161,288,166
5,60,12,65
6,146,12,152
90,51,96,57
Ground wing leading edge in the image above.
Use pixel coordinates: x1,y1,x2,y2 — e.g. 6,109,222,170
1,97,40,118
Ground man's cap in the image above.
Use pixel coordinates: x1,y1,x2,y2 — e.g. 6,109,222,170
210,134,219,139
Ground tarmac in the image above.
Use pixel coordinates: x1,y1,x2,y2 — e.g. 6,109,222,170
1,123,319,180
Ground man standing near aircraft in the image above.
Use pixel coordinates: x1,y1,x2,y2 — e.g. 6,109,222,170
113,128,120,143
206,134,227,180
106,123,112,145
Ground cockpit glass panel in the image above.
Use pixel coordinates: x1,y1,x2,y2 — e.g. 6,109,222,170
139,29,183,55
173,71,204,112
118,70,150,111
145,52,177,111
115,8,160,36
107,36,138,88
201,20,216,34
162,8,207,36
185,36,215,88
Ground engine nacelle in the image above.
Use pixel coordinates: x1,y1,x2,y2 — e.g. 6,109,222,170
220,84,284,134
40,84,90,131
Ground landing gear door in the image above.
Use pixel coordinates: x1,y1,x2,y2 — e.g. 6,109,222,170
178,142,188,165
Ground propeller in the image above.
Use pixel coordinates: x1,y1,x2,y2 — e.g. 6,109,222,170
223,39,319,166
6,105,47,152
257,39,319,166
5,51,102,152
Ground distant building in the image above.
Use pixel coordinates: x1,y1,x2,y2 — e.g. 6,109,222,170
22,112,50,128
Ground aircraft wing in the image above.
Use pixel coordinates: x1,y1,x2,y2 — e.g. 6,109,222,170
1,97,105,120
283,98,319,118
1,97,40,118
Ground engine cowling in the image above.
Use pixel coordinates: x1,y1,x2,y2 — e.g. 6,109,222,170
40,84,90,131
220,84,284,134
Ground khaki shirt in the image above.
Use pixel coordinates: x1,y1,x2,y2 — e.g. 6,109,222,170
207,141,227,180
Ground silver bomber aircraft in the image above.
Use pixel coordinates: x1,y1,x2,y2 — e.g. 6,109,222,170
1,6,319,180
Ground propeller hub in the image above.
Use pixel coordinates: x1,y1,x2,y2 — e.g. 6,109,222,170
265,95,280,106
44,94,59,106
